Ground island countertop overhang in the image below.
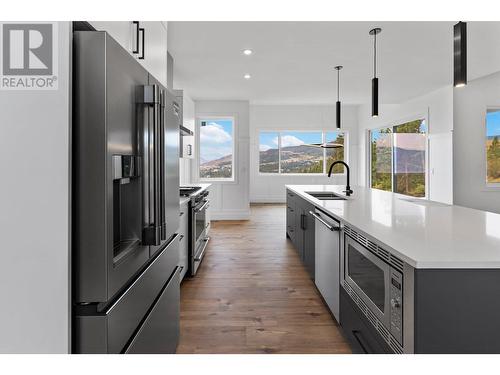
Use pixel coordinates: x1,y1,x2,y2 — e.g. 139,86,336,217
286,184,500,269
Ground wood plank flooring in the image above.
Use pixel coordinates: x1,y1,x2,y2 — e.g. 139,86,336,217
176,203,351,354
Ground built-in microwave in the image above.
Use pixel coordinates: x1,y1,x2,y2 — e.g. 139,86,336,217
343,233,403,347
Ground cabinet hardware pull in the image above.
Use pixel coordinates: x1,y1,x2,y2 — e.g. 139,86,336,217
139,27,145,60
309,211,339,231
352,330,370,354
132,21,140,54
179,211,184,217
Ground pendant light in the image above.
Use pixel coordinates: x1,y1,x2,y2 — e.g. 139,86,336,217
454,21,467,87
369,27,382,117
335,65,343,129
306,142,344,149
305,66,345,149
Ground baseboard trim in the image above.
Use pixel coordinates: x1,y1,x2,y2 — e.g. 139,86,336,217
250,195,285,204
210,209,251,221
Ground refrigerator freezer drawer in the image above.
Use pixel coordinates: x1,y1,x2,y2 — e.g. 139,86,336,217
74,235,179,353
124,268,180,353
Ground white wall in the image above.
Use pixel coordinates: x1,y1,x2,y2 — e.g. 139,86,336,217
194,100,250,219
0,22,71,353
249,105,359,202
356,86,454,204
454,71,500,213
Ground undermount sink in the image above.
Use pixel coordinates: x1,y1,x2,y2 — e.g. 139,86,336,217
305,191,347,200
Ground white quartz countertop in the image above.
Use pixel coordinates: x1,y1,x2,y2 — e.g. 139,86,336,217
286,185,500,269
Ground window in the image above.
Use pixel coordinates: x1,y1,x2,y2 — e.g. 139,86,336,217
258,130,347,174
326,131,346,174
280,132,323,173
199,118,234,180
370,128,393,192
370,119,427,197
486,109,500,184
259,132,279,173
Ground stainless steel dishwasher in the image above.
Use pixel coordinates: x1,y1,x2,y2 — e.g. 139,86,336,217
309,208,341,322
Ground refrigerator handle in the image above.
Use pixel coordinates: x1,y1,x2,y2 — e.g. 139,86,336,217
159,90,166,240
139,85,161,246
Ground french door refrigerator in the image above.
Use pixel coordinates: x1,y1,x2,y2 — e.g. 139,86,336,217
72,30,180,353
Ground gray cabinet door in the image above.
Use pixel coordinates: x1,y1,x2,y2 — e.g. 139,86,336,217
286,190,297,240
286,191,316,279
303,204,315,280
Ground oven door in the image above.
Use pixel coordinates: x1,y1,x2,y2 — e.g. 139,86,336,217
344,235,391,328
191,197,210,275
194,198,209,247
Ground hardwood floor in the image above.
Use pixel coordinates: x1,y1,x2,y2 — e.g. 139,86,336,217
176,203,351,354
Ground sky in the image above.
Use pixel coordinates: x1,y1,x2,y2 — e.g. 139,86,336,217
487,110,500,137
259,131,341,151
200,119,233,163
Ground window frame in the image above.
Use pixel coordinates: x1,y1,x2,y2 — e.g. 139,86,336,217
196,115,237,183
257,129,349,176
484,106,500,190
368,115,429,199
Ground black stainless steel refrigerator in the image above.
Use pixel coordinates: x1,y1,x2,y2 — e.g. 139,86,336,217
72,31,180,353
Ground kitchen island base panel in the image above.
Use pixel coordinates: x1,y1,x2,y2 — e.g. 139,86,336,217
414,268,500,354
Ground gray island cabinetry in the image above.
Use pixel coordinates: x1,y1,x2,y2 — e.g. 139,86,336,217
286,189,315,280
286,185,500,354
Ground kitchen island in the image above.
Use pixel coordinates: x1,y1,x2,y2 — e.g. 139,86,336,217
286,185,500,354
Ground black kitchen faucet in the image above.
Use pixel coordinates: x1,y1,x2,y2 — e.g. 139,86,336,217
327,161,353,196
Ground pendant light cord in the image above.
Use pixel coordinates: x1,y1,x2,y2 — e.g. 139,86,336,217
374,32,377,78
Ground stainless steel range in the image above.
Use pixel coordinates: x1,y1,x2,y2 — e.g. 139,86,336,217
179,187,210,276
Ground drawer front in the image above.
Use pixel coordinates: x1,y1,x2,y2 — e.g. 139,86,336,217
125,269,180,354
340,288,391,354
74,236,179,353
108,237,178,353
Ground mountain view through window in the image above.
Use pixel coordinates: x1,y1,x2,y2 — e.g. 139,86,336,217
259,131,346,174
199,119,234,179
371,119,426,197
487,109,500,184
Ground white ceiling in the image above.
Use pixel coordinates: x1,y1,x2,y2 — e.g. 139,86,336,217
168,21,500,105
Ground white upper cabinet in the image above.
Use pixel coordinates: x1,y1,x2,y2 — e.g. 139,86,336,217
140,22,168,86
89,22,134,51
89,21,168,87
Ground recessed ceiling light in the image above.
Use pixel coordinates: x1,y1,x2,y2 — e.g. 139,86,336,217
244,74,251,79
243,49,253,55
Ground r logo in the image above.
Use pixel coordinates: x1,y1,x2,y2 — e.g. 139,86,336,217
2,23,53,76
